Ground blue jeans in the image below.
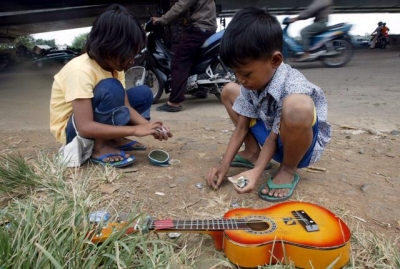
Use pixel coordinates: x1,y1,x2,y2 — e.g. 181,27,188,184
66,78,153,143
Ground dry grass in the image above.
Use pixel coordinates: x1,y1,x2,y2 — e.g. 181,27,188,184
0,153,399,268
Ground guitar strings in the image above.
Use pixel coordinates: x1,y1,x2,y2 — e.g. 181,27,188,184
154,217,324,222
147,218,330,229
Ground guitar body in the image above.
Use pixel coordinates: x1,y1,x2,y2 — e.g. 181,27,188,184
221,201,351,268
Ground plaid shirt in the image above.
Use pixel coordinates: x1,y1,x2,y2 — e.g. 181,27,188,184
232,63,331,164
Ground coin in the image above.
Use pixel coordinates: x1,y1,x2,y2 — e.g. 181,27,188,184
195,183,203,189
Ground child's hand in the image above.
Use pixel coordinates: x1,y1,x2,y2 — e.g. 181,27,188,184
153,124,172,141
230,170,259,194
207,164,229,190
132,121,162,137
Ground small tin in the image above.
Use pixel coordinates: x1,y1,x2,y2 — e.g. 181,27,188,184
227,176,248,189
89,210,111,223
236,176,248,188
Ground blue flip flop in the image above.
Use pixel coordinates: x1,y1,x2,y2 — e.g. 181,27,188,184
258,174,300,202
90,150,135,168
117,140,147,151
230,154,271,170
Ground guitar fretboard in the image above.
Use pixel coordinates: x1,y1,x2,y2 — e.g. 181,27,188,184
149,219,249,231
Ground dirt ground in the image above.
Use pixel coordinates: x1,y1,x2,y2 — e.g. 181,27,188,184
0,49,399,250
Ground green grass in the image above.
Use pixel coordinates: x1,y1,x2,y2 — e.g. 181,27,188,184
0,153,179,268
0,153,399,269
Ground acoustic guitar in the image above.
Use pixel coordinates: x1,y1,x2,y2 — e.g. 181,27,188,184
88,201,351,269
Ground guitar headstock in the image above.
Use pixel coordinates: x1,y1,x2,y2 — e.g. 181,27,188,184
88,221,133,243
87,216,153,243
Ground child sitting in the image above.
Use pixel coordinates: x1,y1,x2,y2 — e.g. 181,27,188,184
207,7,331,201
50,4,172,168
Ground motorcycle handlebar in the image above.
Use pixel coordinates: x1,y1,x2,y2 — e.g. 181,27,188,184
144,18,163,33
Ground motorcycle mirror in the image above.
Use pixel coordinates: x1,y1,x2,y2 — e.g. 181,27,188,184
282,17,290,25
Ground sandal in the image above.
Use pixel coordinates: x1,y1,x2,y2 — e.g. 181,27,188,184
156,103,182,112
258,173,300,202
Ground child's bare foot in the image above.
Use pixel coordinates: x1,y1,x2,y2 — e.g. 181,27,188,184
261,167,296,198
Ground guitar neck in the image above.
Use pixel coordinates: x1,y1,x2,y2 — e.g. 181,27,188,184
147,218,248,232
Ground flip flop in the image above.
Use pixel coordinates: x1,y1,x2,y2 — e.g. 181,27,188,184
90,150,135,168
117,140,147,151
258,174,300,202
230,154,271,170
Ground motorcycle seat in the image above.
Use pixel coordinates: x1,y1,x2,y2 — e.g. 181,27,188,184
200,30,225,49
327,23,345,30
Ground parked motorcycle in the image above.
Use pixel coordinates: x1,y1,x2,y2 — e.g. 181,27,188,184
126,10,235,104
282,17,353,68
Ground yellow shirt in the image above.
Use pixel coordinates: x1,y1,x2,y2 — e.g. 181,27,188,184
49,53,125,144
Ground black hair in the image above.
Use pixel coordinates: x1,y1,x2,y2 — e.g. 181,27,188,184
85,4,145,67
220,7,282,68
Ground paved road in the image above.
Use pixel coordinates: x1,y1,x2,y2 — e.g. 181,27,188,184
0,49,399,132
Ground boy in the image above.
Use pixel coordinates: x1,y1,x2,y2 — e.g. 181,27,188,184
207,7,331,202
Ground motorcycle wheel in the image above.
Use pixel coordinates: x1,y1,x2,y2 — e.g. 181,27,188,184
125,64,164,104
0,54,9,69
321,39,353,68
379,40,387,49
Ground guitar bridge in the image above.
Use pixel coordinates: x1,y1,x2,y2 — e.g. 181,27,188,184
291,210,319,232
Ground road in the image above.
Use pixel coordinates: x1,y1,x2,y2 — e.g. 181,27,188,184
0,49,399,133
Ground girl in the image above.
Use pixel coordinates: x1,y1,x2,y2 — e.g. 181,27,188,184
50,4,172,168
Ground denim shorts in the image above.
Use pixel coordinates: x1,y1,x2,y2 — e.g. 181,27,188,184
250,119,319,168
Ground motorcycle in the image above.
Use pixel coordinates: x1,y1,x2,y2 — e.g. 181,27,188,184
125,9,235,104
282,17,353,68
370,33,389,49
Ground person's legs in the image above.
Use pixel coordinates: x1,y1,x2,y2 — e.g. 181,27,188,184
66,78,129,144
66,78,134,162
260,94,315,198
126,85,153,120
370,35,378,49
298,22,328,61
91,78,133,161
221,83,261,162
107,84,154,151
157,27,213,112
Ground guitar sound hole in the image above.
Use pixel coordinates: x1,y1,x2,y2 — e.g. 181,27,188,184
246,220,270,231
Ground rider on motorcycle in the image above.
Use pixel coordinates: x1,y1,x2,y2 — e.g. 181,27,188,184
370,21,383,49
288,0,333,62
381,23,390,36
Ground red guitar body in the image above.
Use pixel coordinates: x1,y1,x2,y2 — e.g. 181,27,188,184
216,201,351,268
